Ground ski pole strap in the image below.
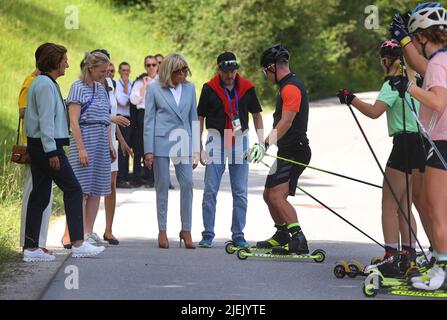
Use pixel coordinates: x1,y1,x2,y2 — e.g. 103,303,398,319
265,153,382,189
296,186,385,249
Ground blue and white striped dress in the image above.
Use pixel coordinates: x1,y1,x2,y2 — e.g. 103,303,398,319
67,80,111,196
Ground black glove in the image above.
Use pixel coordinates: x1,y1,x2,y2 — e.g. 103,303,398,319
416,74,424,88
389,76,410,98
390,13,411,46
337,89,356,106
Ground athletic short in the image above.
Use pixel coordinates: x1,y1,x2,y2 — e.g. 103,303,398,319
265,141,311,196
426,140,447,171
387,132,426,174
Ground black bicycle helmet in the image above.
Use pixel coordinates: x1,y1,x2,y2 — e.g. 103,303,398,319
260,44,290,68
380,40,402,58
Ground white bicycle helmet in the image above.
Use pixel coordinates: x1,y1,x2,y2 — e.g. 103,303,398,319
408,2,447,34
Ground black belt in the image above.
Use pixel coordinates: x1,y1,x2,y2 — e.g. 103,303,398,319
79,121,110,127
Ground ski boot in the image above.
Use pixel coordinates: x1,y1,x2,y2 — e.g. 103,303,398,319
271,232,309,255
415,247,434,268
411,261,447,291
375,247,402,278
256,225,290,250
399,246,418,278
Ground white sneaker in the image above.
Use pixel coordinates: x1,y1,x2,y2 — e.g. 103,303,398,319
23,248,56,262
72,241,105,258
84,233,108,246
412,264,446,290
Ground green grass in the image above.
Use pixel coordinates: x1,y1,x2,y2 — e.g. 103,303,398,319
0,0,208,269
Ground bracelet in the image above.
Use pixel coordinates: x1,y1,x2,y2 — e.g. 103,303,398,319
400,36,411,48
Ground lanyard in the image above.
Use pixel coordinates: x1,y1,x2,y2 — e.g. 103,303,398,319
81,83,96,115
224,87,239,115
429,47,447,60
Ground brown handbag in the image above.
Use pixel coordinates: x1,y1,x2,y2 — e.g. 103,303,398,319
11,117,31,164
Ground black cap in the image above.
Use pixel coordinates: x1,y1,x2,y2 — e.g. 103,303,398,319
217,51,239,72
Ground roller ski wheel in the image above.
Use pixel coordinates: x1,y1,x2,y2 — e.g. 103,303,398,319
348,260,365,278
348,264,360,278
363,283,378,298
225,241,236,254
236,248,250,260
371,256,383,265
312,249,326,263
334,260,349,279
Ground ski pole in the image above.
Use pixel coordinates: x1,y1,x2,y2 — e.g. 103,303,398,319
297,186,385,249
265,153,382,189
347,105,429,262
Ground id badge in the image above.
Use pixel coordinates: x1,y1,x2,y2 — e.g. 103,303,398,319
232,116,242,133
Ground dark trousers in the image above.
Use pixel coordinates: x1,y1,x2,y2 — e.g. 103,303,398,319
133,109,154,182
117,115,132,182
24,141,83,249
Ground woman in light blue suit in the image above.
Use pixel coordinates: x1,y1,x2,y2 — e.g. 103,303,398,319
144,53,200,249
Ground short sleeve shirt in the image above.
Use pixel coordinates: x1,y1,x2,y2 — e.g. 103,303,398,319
419,51,447,140
377,80,420,136
66,80,111,125
197,84,262,136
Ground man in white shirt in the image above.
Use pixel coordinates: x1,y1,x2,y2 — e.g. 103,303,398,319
115,62,133,188
130,56,159,187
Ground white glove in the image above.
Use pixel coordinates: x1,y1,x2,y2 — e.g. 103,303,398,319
246,143,267,163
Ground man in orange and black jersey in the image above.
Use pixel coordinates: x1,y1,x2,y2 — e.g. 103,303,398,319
247,44,311,255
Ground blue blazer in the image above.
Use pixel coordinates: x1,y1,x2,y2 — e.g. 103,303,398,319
144,81,199,157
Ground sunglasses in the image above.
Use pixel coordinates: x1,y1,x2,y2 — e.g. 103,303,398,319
146,63,157,68
262,64,275,76
173,66,189,75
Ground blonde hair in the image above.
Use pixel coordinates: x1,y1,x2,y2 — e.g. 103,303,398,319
158,53,191,88
380,56,416,82
80,52,110,84
381,57,402,77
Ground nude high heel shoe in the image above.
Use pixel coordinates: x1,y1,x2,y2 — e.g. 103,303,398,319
158,230,169,249
179,231,196,249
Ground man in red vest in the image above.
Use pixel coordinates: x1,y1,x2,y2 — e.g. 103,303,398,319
197,52,264,248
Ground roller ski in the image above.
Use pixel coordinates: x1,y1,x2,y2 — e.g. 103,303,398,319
363,264,447,299
236,232,326,263
333,256,383,279
224,238,251,254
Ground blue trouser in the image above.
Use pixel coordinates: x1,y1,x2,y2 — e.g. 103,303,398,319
25,140,84,249
201,135,248,240
153,156,193,231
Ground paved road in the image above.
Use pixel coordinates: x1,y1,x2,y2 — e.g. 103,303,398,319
42,93,432,300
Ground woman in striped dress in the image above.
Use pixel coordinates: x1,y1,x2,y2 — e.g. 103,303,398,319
66,51,116,245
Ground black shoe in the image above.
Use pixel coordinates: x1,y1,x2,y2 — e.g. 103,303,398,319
116,180,132,189
377,249,401,278
169,184,175,190
256,229,290,249
145,182,155,188
103,235,119,245
272,232,309,255
399,247,417,274
131,178,145,187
